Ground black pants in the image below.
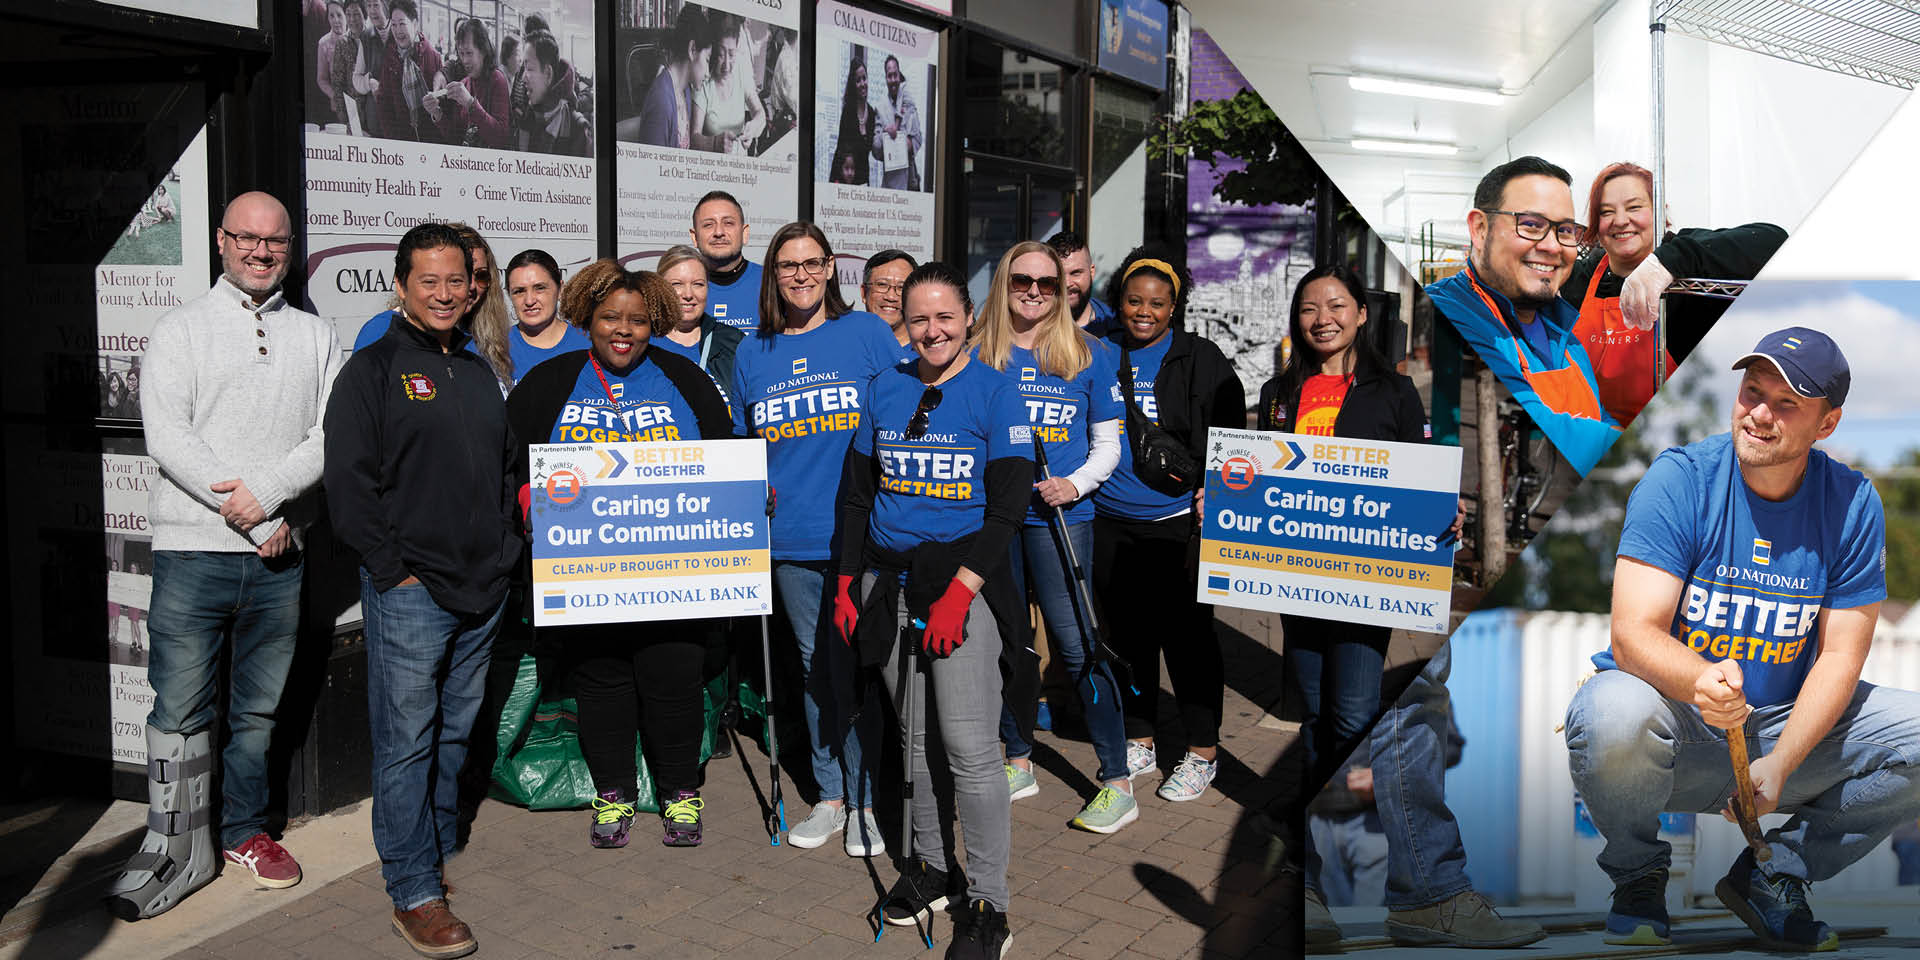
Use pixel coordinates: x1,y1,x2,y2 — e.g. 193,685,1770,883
567,622,706,800
1092,512,1223,748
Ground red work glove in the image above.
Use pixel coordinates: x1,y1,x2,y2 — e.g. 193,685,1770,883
923,579,975,658
833,574,860,645
517,483,532,528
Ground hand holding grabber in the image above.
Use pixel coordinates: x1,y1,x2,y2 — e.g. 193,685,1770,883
1724,721,1772,863
1697,660,1770,863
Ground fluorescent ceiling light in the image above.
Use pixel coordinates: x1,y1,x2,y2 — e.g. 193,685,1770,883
1350,138,1459,156
1348,74,1506,106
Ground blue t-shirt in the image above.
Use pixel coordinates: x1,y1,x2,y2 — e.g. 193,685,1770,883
987,340,1124,525
549,351,702,444
509,324,590,387
1093,336,1188,521
1082,296,1117,338
732,312,902,560
1595,433,1886,708
842,310,916,364
705,261,764,332
652,334,702,365
856,359,1031,552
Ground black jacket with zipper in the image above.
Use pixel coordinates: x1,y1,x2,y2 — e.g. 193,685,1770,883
1103,326,1246,485
324,314,524,616
1256,368,1427,443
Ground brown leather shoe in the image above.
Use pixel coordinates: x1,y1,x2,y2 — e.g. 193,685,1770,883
391,899,476,958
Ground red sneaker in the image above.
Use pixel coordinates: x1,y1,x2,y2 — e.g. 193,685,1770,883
223,833,302,888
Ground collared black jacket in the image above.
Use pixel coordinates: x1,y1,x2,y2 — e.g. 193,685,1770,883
1562,223,1786,362
323,315,524,616
1103,326,1247,480
1257,369,1428,444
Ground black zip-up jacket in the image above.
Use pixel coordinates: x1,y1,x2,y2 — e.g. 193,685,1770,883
1257,368,1427,443
1562,223,1786,363
324,314,523,616
1104,326,1246,482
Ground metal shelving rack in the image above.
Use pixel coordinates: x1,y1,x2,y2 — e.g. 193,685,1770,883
1648,0,1920,389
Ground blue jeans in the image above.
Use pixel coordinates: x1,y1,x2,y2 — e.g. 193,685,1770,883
1368,642,1472,909
1285,615,1389,797
773,560,874,807
1566,669,1920,884
361,570,504,911
1310,808,1389,907
999,522,1130,784
146,550,303,850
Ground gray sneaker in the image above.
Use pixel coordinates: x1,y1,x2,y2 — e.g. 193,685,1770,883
844,807,885,858
1385,890,1546,948
1005,764,1039,801
786,802,846,850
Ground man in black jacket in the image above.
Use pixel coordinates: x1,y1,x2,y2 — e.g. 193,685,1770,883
324,222,521,959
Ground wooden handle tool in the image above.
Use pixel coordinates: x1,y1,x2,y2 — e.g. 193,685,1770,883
1726,722,1772,863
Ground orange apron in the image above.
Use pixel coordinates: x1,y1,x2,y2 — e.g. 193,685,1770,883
1572,261,1675,426
1464,269,1607,422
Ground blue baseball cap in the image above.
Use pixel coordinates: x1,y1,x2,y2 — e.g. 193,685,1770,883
1730,326,1850,408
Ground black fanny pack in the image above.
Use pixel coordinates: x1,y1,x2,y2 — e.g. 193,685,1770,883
1119,345,1198,497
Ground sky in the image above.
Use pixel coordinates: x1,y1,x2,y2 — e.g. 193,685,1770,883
1652,280,1920,471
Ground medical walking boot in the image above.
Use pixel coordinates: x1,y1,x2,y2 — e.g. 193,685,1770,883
105,727,219,920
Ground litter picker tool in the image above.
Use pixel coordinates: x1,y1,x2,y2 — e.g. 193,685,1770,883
760,490,787,846
870,617,935,949
1031,437,1135,693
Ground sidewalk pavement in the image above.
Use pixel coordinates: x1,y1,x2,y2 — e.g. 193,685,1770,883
9,607,1296,960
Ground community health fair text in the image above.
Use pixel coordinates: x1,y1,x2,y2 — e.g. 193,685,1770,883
530,439,772,627
1198,429,1462,633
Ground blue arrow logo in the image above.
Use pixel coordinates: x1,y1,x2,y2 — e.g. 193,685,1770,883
1283,440,1306,470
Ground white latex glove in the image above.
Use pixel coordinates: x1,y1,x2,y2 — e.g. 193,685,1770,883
1620,253,1673,332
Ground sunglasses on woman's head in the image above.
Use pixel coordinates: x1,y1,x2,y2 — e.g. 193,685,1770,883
907,386,943,440
1008,273,1059,296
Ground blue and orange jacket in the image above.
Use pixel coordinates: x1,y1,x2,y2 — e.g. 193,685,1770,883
1426,260,1621,475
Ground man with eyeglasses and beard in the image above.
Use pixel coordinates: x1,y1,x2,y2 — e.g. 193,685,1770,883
107,192,341,920
1426,156,1620,475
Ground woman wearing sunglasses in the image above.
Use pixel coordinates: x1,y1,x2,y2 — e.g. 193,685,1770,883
729,221,901,856
970,241,1135,834
506,261,736,848
1093,247,1244,804
835,261,1030,960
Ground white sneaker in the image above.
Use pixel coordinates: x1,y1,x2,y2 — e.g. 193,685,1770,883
844,807,886,858
786,802,846,849
1156,752,1218,802
1125,740,1157,781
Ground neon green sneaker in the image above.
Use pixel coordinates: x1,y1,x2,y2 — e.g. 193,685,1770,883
1006,763,1039,801
661,791,704,847
1071,785,1139,834
589,789,635,848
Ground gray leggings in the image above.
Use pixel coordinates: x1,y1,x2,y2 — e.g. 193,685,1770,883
865,573,1011,910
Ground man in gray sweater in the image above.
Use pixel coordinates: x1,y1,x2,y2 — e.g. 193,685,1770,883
107,191,342,920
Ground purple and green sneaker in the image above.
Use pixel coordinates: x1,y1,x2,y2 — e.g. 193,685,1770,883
661,791,705,847
590,789,636,849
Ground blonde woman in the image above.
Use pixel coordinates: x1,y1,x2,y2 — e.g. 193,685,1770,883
655,244,744,388
970,241,1132,833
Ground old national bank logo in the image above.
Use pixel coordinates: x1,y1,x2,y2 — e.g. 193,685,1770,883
1020,367,1036,382
1206,570,1231,596
1753,537,1772,566
792,357,808,375
546,469,582,505
401,372,436,401
542,590,567,615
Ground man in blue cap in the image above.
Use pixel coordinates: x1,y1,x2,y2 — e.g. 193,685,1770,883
1563,327,1919,950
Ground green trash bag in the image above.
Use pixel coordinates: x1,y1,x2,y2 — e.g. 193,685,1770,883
489,653,757,814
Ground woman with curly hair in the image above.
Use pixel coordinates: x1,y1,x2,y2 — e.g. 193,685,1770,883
506,259,736,849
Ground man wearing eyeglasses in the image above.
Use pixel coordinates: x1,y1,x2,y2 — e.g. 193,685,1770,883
848,249,917,354
1426,155,1621,475
108,192,341,919
691,190,764,332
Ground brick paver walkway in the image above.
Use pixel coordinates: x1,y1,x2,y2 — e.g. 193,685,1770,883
152,608,1293,960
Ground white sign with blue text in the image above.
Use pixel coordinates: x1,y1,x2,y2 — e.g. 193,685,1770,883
1198,427,1461,633
530,439,771,627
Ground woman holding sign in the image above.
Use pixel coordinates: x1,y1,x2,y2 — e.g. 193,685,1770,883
1259,265,1426,806
970,241,1135,834
836,262,1030,959
730,222,899,856
506,260,735,849
1092,248,1244,804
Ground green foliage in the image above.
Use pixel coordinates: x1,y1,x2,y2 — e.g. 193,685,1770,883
1152,88,1319,208
1871,448,1920,603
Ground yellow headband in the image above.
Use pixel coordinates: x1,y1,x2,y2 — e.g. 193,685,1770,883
1122,258,1181,297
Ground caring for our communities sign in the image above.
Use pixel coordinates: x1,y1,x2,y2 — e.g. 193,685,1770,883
530,438,771,626
1197,428,1461,633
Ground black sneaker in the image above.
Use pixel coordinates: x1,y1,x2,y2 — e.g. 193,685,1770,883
883,858,953,926
1715,848,1838,952
945,899,1012,960
1604,868,1670,945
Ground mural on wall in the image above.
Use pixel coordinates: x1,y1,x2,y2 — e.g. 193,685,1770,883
1183,29,1313,401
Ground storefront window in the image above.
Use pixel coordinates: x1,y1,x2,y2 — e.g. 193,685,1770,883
1089,79,1155,297
964,39,1069,166
965,0,1079,60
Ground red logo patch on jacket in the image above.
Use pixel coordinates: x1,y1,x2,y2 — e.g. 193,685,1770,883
401,372,437,401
